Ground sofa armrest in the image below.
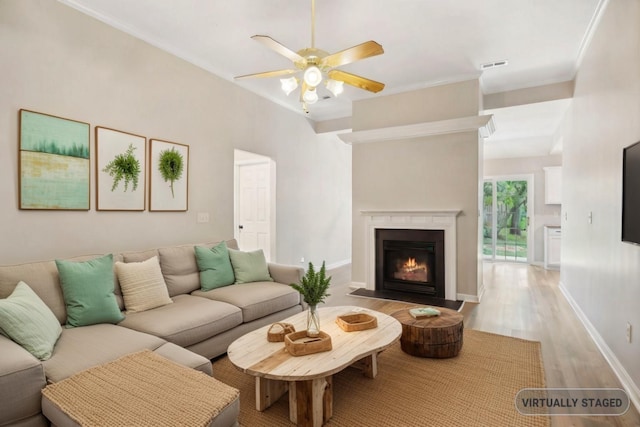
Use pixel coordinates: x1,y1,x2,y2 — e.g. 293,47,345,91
0,335,46,425
268,263,304,286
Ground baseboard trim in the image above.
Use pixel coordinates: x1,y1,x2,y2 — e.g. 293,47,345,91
457,293,480,303
559,281,640,413
325,259,351,271
349,281,366,291
477,285,485,302
476,281,486,302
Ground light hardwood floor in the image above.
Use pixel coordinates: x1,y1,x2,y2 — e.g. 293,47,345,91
325,262,640,426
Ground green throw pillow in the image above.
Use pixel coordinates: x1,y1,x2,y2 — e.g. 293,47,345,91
55,254,124,328
195,242,235,291
228,248,273,284
0,281,62,360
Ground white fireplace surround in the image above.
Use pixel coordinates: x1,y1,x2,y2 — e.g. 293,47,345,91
361,210,461,301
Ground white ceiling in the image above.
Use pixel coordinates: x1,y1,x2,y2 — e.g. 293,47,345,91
59,0,605,158
483,99,571,159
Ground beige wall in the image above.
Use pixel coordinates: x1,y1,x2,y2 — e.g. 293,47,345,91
351,81,482,298
561,0,640,386
484,154,562,264
0,0,351,267
352,79,482,130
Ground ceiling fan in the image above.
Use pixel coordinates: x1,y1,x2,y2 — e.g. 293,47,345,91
234,0,385,112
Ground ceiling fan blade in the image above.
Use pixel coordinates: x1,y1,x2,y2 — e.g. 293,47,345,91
328,70,385,93
251,35,305,65
235,69,297,80
320,41,384,68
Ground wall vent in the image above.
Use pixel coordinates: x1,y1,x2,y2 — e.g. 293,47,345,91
481,60,509,70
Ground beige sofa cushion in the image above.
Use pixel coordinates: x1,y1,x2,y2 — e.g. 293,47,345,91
157,246,201,296
115,256,172,313
121,249,159,263
118,295,242,348
153,342,213,376
193,282,300,323
43,323,166,383
0,260,67,324
0,335,46,425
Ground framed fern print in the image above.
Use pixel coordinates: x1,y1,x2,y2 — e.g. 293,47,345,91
96,127,146,211
149,139,189,212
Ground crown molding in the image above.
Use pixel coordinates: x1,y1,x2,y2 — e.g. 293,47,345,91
338,115,494,145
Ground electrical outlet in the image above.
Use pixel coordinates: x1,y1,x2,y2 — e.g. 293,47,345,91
627,322,632,343
300,257,305,264
196,212,210,223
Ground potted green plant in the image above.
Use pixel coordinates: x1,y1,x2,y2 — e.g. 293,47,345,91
290,261,331,337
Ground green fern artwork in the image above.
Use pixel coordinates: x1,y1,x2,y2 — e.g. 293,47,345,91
158,148,184,198
102,144,141,192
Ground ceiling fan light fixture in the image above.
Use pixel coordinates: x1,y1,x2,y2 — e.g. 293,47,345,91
325,79,344,97
303,65,323,87
302,88,319,104
235,0,385,113
280,77,299,95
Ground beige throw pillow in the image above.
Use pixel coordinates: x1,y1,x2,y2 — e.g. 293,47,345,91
115,256,172,314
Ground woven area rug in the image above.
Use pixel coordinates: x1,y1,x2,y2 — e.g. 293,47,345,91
213,329,549,427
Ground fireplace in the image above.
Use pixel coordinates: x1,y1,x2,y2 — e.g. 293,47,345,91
362,210,459,301
375,228,445,298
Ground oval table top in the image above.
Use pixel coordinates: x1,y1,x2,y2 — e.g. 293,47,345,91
227,305,402,381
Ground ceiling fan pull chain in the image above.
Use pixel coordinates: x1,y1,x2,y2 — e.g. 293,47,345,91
311,0,315,49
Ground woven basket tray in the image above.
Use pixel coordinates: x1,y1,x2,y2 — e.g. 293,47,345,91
267,322,296,342
336,313,378,332
284,331,332,356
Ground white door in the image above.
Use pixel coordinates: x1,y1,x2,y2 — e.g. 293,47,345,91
236,160,272,260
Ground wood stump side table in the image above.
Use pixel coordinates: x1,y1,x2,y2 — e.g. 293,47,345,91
391,307,463,358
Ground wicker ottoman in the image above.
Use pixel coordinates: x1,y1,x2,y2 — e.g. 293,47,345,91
392,307,463,358
41,350,239,427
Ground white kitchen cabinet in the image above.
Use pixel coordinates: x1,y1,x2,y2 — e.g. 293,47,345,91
544,226,561,270
544,166,562,204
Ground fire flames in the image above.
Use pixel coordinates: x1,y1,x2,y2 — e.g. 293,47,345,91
394,257,428,282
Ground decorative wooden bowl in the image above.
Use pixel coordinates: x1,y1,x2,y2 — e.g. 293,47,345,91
336,312,378,332
267,322,296,342
284,331,332,356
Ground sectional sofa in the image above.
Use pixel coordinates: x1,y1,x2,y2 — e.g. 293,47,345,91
0,239,304,427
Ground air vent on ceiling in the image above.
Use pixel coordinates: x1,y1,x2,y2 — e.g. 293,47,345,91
480,60,509,70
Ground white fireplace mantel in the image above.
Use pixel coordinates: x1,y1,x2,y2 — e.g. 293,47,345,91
361,210,461,301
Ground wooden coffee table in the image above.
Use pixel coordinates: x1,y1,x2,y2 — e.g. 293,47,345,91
227,305,401,427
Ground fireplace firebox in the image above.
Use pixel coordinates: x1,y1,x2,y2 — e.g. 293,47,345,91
375,229,445,298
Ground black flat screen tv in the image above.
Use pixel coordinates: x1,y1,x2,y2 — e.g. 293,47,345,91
622,141,640,245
